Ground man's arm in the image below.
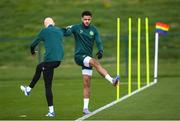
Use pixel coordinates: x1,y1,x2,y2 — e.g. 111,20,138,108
62,25,74,37
95,28,103,59
30,31,43,55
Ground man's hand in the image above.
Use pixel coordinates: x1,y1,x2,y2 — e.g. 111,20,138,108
96,50,103,59
30,47,36,59
31,47,35,55
66,25,73,29
31,53,36,60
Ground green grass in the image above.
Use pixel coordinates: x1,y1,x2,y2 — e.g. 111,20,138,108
0,59,179,120
0,0,180,66
88,77,180,120
0,64,116,120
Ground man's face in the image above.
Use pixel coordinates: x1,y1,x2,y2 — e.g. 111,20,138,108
82,15,92,26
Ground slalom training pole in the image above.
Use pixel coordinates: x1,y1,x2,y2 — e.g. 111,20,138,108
145,17,150,85
128,18,132,95
137,18,141,90
116,18,120,100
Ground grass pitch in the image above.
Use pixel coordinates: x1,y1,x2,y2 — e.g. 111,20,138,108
0,59,180,120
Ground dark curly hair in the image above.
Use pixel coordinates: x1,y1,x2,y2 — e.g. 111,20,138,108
81,11,92,17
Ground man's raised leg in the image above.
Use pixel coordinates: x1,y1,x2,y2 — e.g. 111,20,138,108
20,62,44,96
89,58,119,86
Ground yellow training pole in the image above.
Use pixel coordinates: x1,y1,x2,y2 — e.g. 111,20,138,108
137,18,141,90
116,18,120,100
145,17,150,85
128,18,132,95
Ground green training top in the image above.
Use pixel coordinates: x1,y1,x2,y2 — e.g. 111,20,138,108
31,25,65,62
65,23,103,57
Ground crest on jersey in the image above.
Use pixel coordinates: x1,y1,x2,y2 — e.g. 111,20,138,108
89,31,94,36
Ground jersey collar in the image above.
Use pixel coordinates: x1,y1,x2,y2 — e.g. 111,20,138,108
81,23,90,29
48,24,54,28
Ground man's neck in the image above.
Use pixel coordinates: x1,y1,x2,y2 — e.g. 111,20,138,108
82,23,90,29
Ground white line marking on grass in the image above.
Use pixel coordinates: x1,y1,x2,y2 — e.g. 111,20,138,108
75,81,157,121
19,115,27,117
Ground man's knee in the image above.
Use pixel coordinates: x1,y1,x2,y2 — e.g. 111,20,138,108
84,76,91,82
45,82,52,90
83,75,91,88
89,58,99,67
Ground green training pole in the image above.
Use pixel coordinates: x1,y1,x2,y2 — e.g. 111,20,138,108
116,18,120,100
137,18,141,90
145,17,150,85
128,18,132,95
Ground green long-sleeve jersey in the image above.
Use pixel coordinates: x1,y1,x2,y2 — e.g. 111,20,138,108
65,23,103,57
31,25,65,62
